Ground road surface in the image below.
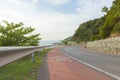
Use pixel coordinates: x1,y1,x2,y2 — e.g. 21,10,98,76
61,46,120,79
46,48,113,80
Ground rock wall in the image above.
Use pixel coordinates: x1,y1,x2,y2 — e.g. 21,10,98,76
87,37,120,54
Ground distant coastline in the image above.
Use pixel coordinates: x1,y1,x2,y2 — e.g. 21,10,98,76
40,40,61,46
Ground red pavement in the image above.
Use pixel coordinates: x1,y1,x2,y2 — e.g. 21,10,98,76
47,48,112,80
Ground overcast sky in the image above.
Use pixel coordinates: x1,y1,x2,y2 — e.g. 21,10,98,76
0,0,113,40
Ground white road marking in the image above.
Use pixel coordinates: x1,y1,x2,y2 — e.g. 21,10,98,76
48,56,72,62
61,49,120,80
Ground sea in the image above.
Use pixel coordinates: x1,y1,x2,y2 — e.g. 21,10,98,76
40,40,61,46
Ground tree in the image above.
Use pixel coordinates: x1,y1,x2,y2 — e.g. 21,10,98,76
102,6,108,13
72,17,105,41
0,21,41,46
72,0,120,41
100,0,120,38
62,36,72,44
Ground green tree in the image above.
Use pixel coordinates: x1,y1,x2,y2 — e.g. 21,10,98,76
62,36,72,44
72,0,120,41
72,17,105,41
0,21,41,46
102,6,108,13
100,0,120,38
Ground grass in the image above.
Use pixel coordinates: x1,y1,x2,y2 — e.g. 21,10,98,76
0,49,51,80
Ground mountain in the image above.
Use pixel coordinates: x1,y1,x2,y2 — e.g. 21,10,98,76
72,17,105,41
72,0,120,42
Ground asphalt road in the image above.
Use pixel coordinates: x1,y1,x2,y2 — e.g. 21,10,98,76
61,46,120,78
47,48,113,80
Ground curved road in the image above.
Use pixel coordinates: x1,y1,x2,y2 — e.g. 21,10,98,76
61,46,120,79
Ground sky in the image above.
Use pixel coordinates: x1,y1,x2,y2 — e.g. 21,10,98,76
0,0,113,40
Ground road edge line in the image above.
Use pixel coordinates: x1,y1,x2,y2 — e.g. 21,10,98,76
61,49,120,80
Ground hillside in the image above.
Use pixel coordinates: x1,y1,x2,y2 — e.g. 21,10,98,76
72,0,120,42
72,17,105,41
100,0,120,38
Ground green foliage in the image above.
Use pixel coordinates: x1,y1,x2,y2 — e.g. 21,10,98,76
90,35,101,41
100,0,120,38
0,21,41,46
72,0,120,42
72,17,105,41
0,49,50,80
112,22,120,33
102,6,108,13
62,36,72,44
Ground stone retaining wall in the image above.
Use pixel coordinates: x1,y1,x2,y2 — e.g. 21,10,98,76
87,37,120,54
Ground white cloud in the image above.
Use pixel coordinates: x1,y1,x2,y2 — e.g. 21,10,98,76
25,13,85,40
76,0,113,18
0,4,82,40
0,0,84,40
32,0,38,3
0,0,113,40
5,0,22,4
44,0,70,5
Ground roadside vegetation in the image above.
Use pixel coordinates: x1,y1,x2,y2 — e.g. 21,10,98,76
0,49,50,80
61,0,120,54
70,0,120,43
0,21,41,46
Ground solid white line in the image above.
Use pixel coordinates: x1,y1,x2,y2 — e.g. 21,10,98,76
61,49,120,80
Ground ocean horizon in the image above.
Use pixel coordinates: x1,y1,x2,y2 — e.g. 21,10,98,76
40,40,61,46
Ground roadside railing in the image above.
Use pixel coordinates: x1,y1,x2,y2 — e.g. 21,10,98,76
0,46,50,67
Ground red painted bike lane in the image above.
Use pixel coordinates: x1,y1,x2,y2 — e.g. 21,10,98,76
47,48,112,80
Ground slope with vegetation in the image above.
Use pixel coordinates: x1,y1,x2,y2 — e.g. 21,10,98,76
100,0,120,38
72,0,120,42
62,36,72,44
0,49,50,80
72,17,105,42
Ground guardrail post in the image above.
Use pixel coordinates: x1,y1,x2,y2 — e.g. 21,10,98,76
41,48,43,51
32,53,35,63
